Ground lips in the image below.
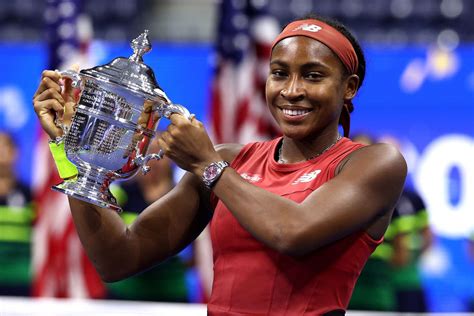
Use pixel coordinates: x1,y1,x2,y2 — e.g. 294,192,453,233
282,108,311,116
278,106,313,122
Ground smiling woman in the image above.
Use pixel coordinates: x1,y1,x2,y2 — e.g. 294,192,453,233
32,13,406,316
267,35,352,150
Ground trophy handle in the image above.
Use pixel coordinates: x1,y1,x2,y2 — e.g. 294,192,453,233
156,103,195,166
135,103,195,175
133,153,163,175
52,69,83,135
158,103,194,120
59,69,82,89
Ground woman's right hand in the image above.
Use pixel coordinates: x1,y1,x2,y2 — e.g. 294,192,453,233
33,70,76,139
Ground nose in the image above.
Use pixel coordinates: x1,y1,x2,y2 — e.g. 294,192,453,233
280,76,304,101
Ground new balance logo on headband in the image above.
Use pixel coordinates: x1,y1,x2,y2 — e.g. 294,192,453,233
293,23,322,33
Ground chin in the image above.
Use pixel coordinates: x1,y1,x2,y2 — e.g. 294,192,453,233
281,127,311,140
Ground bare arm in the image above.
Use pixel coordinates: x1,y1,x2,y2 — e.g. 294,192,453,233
158,114,407,257
212,144,407,256
69,173,212,282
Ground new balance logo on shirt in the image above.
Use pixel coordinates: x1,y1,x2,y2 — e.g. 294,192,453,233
239,170,322,185
240,173,262,183
292,170,322,185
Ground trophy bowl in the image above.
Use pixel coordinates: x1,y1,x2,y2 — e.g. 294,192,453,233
52,30,191,212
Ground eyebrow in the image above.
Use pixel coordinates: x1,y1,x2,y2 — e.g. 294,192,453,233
270,60,330,70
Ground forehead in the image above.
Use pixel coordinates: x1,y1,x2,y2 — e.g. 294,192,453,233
271,36,341,67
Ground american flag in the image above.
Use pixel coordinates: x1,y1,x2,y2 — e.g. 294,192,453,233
32,0,105,298
195,0,281,300
209,0,281,144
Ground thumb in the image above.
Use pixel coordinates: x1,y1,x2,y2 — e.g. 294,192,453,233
62,64,80,103
62,100,76,126
190,115,203,128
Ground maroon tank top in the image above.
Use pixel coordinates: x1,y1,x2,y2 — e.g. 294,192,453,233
208,137,382,315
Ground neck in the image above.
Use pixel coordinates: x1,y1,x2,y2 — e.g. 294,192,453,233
278,132,342,164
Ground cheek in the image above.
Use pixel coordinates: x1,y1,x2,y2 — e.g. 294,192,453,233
265,79,277,104
314,82,344,104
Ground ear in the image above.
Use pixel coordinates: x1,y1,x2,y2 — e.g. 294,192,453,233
343,74,360,102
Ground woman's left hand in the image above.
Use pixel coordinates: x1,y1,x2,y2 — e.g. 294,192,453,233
157,113,222,177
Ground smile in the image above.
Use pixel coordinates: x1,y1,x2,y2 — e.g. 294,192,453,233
281,108,311,117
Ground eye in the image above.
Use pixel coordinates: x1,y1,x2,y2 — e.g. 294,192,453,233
305,72,323,81
270,69,288,78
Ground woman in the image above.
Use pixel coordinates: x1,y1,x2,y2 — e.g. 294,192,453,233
33,15,406,315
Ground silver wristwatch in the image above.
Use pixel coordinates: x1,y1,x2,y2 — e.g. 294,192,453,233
202,161,229,189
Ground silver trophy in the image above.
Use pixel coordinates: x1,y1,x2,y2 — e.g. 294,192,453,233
52,30,192,212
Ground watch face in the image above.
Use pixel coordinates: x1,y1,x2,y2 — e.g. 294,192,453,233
203,161,228,188
205,164,219,180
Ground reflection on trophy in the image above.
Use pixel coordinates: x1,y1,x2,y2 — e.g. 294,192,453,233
52,30,192,212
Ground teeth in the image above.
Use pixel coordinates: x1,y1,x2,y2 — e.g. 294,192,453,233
282,108,310,116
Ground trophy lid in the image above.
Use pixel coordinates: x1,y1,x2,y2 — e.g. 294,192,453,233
80,30,168,101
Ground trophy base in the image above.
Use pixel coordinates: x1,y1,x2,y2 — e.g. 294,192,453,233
52,178,122,212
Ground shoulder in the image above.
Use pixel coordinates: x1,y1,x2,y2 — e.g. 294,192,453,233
337,143,407,235
337,142,407,208
214,139,277,163
215,143,244,162
344,142,407,175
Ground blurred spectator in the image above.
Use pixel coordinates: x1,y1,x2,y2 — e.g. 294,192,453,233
349,133,432,312
0,131,34,296
391,187,432,312
107,138,194,302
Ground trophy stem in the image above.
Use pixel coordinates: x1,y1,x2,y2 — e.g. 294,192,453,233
52,166,122,212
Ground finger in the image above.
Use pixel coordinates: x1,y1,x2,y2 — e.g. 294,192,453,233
60,66,81,103
61,77,77,103
167,123,179,137
34,86,65,104
156,136,170,155
35,99,65,118
191,116,203,127
40,122,63,139
160,130,173,145
137,110,152,127
63,101,76,125
169,112,189,126
42,69,61,81
34,75,62,99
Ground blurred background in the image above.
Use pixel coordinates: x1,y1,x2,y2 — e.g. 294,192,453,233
0,0,473,314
